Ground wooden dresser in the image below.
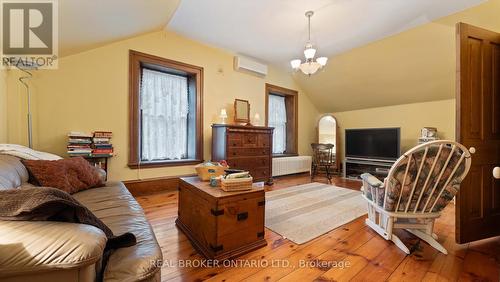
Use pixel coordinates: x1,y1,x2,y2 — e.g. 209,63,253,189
211,124,274,184
176,177,266,260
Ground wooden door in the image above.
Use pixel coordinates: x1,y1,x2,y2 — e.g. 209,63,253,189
456,23,500,243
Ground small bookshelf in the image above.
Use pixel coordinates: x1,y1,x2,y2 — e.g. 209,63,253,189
67,131,114,179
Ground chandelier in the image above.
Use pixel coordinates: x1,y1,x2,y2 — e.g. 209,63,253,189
290,11,328,76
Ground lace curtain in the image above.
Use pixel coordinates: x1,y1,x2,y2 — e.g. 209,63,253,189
268,94,287,154
140,69,189,161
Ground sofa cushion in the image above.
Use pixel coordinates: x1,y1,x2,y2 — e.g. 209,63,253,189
0,155,29,189
72,181,162,282
0,221,106,277
21,157,104,194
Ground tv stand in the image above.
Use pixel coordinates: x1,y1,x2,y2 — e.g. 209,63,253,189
343,157,396,180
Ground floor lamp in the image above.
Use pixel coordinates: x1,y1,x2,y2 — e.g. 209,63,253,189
17,63,38,149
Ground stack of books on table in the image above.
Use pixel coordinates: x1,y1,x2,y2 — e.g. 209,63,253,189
67,132,93,157
92,131,114,157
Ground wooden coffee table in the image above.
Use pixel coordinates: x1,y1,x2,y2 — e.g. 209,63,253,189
176,177,267,260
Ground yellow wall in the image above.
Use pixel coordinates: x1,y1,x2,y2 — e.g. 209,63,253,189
5,30,320,181
0,69,7,143
332,99,455,160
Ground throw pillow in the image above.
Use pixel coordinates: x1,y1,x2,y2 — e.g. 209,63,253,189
21,157,104,194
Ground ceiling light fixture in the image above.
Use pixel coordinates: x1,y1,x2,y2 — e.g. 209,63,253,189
291,11,328,76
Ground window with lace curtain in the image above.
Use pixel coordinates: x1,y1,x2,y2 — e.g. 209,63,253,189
268,94,287,154
129,51,203,168
265,84,298,157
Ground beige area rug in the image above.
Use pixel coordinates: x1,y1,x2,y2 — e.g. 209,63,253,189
265,182,367,244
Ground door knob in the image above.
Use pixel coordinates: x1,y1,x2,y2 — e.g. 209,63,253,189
469,147,476,154
494,167,500,179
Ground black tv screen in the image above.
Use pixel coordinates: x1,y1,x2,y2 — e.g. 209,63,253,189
345,128,400,160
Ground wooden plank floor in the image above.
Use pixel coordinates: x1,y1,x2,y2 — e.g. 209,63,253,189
135,173,500,282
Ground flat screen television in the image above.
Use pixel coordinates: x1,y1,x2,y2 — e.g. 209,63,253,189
345,128,401,160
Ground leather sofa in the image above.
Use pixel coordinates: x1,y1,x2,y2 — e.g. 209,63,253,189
0,154,163,282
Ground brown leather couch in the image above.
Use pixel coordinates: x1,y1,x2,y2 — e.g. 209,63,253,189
0,155,163,282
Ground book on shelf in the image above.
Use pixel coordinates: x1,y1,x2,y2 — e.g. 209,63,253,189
91,153,114,158
92,148,113,154
93,137,110,143
93,131,113,138
68,138,92,144
67,144,92,148
68,131,93,138
93,144,113,149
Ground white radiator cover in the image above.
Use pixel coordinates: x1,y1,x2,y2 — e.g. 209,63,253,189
272,156,312,177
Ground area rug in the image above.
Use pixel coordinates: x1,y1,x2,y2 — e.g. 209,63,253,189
265,182,367,244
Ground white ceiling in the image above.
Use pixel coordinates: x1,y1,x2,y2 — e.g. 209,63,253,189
168,0,485,67
54,0,489,112
59,0,180,56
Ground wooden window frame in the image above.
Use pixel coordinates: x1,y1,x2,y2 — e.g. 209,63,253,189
265,83,299,157
128,50,203,168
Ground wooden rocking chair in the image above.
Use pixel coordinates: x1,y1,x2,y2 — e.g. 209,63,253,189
361,140,473,254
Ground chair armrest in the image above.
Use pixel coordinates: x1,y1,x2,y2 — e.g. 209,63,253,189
0,220,106,278
360,173,386,206
360,173,384,188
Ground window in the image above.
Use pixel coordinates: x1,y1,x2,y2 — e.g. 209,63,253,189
265,84,298,157
268,94,287,154
129,50,203,168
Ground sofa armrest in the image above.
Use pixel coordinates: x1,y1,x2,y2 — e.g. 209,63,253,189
0,220,106,278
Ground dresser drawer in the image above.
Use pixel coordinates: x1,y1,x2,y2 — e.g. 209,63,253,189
228,156,270,169
242,134,258,147
227,147,270,157
251,167,271,180
257,134,271,148
227,138,243,147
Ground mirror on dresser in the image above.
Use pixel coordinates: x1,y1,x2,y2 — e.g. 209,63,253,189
317,114,340,172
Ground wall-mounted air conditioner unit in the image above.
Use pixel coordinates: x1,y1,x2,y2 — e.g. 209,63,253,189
234,55,268,77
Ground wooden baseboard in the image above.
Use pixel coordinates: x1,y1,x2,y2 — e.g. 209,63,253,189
124,174,196,196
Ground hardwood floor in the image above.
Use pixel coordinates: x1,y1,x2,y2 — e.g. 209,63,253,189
135,173,500,282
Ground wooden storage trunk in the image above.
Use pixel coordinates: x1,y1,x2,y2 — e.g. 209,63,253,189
176,177,266,260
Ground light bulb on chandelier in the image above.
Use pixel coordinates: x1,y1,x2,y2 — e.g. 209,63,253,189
290,11,327,76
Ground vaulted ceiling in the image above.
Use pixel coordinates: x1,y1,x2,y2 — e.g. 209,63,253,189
168,0,484,67
57,0,498,112
59,0,180,56
167,0,490,112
